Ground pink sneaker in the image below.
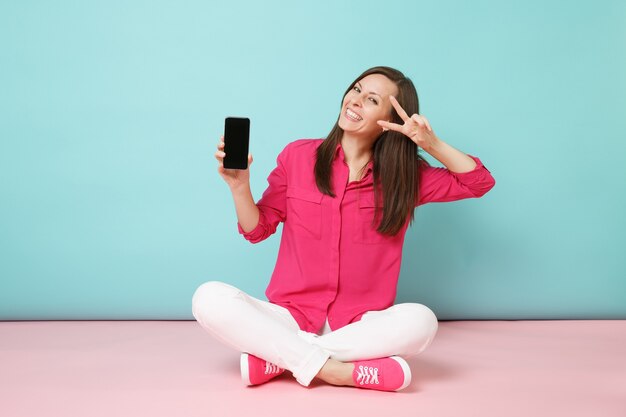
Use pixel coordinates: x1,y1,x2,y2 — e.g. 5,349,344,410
351,356,411,392
240,353,285,386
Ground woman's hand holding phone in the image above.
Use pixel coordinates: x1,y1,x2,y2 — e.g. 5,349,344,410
215,136,260,232
215,136,253,191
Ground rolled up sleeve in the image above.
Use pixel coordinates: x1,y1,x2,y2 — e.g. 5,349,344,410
417,155,495,206
238,145,289,243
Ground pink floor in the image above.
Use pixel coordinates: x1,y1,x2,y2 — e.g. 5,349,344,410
1,320,625,417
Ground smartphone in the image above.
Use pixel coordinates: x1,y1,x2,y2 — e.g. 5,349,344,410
223,117,250,170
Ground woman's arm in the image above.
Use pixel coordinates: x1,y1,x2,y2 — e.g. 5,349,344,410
377,96,495,204
417,155,494,205
378,96,476,173
230,183,260,233
216,137,290,243
422,137,477,174
215,138,260,232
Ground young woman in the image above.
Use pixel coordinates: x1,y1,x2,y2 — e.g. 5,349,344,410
192,66,495,392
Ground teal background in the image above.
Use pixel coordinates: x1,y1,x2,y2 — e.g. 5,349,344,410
1,1,625,320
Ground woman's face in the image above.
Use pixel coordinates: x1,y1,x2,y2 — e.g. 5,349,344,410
338,73,399,140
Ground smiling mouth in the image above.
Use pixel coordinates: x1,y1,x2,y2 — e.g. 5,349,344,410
345,108,363,122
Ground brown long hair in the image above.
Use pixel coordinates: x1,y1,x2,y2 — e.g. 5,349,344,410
314,66,426,236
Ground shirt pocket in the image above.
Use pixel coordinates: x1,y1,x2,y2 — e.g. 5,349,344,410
353,196,393,245
286,186,323,239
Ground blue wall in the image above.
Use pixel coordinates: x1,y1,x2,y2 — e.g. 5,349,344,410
1,1,625,320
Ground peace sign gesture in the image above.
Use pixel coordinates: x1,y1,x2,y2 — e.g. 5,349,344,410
377,96,440,152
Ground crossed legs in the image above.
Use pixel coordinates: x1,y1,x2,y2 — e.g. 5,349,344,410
191,281,438,387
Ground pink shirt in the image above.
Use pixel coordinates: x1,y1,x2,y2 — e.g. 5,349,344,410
238,139,495,333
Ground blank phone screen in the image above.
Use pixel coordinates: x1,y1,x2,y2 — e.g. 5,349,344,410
223,117,250,170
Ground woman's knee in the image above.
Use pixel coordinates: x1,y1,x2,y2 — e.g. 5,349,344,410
191,281,241,322
394,303,439,350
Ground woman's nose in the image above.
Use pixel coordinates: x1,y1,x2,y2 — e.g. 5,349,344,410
351,94,364,107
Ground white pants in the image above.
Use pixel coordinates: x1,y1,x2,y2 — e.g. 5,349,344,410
191,281,439,386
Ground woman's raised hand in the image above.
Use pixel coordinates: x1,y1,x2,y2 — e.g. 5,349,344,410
215,136,253,190
377,96,440,152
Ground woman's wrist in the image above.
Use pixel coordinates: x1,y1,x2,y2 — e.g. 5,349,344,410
230,182,260,233
423,138,477,173
230,182,252,196
418,135,443,154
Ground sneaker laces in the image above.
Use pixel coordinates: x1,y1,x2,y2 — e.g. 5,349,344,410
264,362,282,375
356,365,379,385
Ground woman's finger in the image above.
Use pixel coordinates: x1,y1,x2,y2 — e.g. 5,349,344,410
411,114,426,129
377,120,403,132
411,114,433,132
389,96,410,122
422,116,433,132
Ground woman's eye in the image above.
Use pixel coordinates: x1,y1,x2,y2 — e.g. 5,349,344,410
369,98,378,105
353,86,361,93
